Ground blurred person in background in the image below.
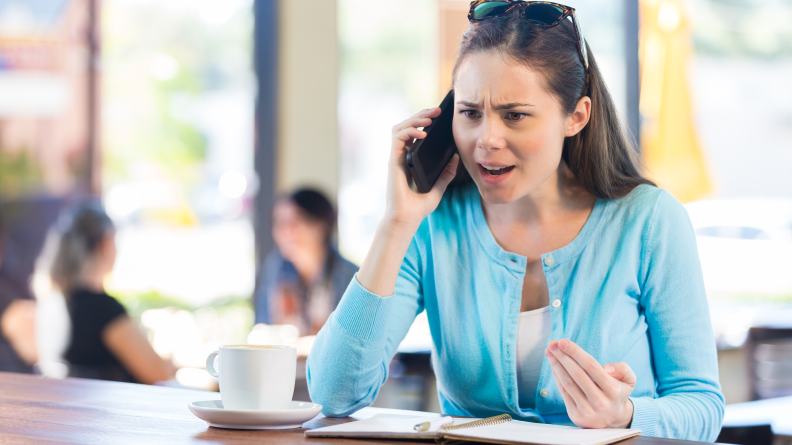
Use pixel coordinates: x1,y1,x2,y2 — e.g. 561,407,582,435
51,202,175,384
255,188,358,335
0,206,38,372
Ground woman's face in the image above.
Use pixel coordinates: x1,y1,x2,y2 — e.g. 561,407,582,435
452,51,589,205
94,230,117,277
272,199,326,262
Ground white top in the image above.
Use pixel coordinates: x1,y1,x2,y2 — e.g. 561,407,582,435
516,305,552,410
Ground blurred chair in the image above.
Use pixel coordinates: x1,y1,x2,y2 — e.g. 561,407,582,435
747,327,792,401
716,424,773,445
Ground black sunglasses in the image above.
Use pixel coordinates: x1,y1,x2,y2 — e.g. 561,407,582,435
468,1,589,90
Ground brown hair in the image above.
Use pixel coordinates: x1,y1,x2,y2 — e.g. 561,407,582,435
451,9,653,199
281,188,336,244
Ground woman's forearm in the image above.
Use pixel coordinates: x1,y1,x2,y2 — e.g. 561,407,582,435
307,245,425,416
355,107,458,297
0,300,38,365
355,218,420,297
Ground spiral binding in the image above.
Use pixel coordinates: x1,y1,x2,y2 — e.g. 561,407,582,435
439,413,513,431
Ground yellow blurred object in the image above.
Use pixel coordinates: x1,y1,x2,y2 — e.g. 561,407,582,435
140,205,198,227
639,0,712,203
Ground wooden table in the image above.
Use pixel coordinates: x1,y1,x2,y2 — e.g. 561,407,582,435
0,372,718,444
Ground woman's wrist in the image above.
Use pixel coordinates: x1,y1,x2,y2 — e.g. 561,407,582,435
379,214,421,237
381,209,423,233
356,217,420,297
612,399,634,429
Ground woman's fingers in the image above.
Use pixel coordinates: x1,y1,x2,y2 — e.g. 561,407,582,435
553,369,578,410
391,127,426,165
392,108,440,135
545,346,588,406
427,154,460,198
390,107,442,166
548,341,605,400
604,362,637,388
393,127,426,144
391,109,440,159
555,339,620,397
547,340,638,429
392,116,434,135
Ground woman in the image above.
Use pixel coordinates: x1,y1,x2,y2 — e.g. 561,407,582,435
0,206,37,372
255,188,358,335
52,203,174,384
307,1,723,442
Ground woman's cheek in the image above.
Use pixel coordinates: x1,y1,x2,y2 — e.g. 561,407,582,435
457,144,479,177
452,123,477,164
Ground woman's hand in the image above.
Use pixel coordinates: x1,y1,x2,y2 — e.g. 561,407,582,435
356,108,460,297
385,107,460,228
545,339,636,429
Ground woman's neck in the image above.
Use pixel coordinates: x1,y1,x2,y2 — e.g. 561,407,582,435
77,274,105,294
481,162,595,229
75,257,110,294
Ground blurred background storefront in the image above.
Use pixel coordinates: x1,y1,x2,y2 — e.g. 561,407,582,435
0,0,791,425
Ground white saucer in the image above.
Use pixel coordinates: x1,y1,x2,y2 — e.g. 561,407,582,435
188,400,323,430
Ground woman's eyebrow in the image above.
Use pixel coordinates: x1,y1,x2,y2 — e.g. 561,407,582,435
455,100,535,110
456,100,480,108
493,102,535,110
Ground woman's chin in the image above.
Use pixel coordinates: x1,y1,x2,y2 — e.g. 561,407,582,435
475,182,519,205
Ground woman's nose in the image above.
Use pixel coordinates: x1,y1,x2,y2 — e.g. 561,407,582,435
476,116,506,151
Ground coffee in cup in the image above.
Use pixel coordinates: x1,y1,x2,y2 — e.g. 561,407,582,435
205,345,296,410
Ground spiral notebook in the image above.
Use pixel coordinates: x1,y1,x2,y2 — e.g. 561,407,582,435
305,413,641,445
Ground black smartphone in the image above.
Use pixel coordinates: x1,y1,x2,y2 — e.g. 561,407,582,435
406,90,458,193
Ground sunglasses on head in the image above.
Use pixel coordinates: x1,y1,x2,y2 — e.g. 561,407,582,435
468,1,590,89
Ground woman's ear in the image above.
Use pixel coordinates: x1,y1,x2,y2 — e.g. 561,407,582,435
564,96,591,137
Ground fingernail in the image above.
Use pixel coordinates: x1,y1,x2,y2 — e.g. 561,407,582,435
605,364,615,374
548,342,558,351
559,339,568,350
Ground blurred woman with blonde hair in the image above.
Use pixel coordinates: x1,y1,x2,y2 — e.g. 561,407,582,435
52,202,174,384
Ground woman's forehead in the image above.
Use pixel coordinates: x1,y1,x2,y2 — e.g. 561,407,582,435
453,52,551,106
274,199,299,217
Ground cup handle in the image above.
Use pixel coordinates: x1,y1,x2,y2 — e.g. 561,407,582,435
206,351,219,377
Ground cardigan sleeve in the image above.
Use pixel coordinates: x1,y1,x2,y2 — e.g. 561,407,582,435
629,191,725,442
306,230,425,417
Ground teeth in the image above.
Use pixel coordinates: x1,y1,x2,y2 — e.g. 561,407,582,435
482,165,507,171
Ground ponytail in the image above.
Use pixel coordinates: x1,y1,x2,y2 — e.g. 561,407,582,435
562,43,652,199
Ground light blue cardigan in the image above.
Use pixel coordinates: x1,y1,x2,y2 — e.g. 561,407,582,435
306,184,724,442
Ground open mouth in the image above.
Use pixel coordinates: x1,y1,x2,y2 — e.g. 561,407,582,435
480,164,515,176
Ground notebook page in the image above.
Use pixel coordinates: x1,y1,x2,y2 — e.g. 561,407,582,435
305,414,481,439
443,420,641,445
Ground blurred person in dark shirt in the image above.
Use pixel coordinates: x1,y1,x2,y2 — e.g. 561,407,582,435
52,202,174,384
255,188,358,335
0,206,38,372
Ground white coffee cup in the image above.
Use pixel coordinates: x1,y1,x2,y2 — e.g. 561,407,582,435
205,345,296,410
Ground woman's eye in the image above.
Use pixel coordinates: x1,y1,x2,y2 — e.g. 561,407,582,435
462,110,479,119
506,112,526,121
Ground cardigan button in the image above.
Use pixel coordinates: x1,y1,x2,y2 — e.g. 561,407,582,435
552,299,561,308
544,256,554,266
540,389,549,397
